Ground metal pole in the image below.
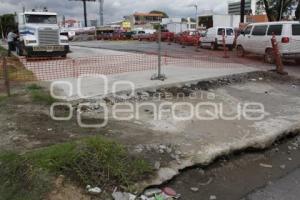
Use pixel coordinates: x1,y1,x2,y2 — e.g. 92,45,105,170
83,0,88,27
158,25,162,77
195,5,198,28
99,0,104,26
151,25,166,81
240,0,245,23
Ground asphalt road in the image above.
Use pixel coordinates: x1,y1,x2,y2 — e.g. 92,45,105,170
71,40,300,78
246,168,300,200
165,135,300,200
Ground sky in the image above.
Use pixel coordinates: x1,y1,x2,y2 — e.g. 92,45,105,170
0,0,232,23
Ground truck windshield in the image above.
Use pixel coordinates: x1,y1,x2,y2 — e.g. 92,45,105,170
25,14,57,24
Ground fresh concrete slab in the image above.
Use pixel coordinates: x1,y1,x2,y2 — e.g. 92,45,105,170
48,65,257,100
88,72,300,191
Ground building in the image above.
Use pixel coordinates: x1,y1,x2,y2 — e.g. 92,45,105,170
198,14,242,29
162,17,196,33
124,12,164,29
61,19,82,28
228,0,265,15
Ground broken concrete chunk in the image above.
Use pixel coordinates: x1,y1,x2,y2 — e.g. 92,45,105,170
209,195,217,200
154,161,161,170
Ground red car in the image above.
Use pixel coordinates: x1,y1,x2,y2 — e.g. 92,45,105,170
152,30,175,42
178,31,201,46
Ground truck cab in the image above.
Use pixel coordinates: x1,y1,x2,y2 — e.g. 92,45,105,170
16,10,69,57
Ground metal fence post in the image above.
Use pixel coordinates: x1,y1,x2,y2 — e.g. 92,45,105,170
222,30,229,58
151,25,166,81
158,26,162,76
2,56,10,96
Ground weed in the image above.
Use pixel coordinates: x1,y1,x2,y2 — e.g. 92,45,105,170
0,137,153,200
26,83,42,91
0,152,51,200
0,95,7,103
0,46,7,56
27,86,56,105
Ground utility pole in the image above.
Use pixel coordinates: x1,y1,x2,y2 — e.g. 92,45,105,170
99,0,104,26
194,5,198,26
83,0,87,27
69,0,96,27
240,0,245,23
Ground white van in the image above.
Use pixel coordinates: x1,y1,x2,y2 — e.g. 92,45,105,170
200,27,235,50
236,21,300,63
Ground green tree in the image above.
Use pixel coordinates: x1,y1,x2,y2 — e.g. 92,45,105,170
0,14,17,38
262,0,293,21
149,10,169,18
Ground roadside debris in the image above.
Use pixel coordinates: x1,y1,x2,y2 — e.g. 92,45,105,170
112,191,136,200
280,164,286,170
86,185,102,194
190,187,199,192
209,195,217,200
259,163,273,168
140,187,180,200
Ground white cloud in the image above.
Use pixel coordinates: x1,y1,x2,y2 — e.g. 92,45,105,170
0,0,232,23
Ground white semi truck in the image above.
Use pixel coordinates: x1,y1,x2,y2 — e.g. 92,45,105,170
16,10,69,57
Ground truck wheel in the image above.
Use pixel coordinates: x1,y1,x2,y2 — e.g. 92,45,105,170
210,42,217,50
236,45,245,57
264,48,275,64
228,45,233,51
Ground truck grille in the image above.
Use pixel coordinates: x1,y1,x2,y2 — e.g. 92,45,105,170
38,29,59,45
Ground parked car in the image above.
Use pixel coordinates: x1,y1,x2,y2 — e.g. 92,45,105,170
160,30,175,41
236,21,300,64
132,31,146,40
178,31,201,46
122,31,136,39
200,27,235,50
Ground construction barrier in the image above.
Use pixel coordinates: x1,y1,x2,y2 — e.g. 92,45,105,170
270,33,286,75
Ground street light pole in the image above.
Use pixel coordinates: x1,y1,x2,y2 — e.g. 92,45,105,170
83,0,87,27
99,0,104,26
194,5,198,27
240,0,245,23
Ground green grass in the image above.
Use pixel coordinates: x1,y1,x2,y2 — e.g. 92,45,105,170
0,152,51,200
0,46,7,56
26,84,42,91
0,137,153,200
26,84,56,105
0,95,8,103
0,46,36,81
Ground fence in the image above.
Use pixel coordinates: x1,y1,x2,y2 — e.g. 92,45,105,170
0,34,283,95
